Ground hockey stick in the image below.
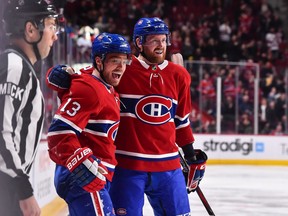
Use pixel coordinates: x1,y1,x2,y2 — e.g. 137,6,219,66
172,53,215,215
178,149,216,216
171,53,184,66
195,186,215,216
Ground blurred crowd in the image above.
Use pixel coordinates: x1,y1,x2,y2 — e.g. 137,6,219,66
61,0,287,135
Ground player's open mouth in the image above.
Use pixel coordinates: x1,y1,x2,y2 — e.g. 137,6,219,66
155,50,163,54
112,73,121,79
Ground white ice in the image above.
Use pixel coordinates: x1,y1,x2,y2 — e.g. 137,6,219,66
143,165,288,216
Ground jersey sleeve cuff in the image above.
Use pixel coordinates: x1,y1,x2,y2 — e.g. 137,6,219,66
14,175,34,200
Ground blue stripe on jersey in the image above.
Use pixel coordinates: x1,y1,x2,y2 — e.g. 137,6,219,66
174,114,190,129
85,120,119,140
86,121,114,134
48,118,81,136
119,97,138,114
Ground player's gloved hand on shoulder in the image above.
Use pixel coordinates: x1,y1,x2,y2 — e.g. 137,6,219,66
185,149,207,193
65,147,108,192
47,64,73,89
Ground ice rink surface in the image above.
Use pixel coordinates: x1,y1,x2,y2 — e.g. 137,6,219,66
143,165,288,216
56,165,288,215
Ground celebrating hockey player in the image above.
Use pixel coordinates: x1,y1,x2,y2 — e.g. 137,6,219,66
47,17,207,216
110,17,207,216
46,33,131,215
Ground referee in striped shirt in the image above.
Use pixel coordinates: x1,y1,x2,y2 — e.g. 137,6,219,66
0,1,60,215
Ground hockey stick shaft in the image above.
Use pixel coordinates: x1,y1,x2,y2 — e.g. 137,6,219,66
172,55,215,215
196,186,215,216
178,149,215,215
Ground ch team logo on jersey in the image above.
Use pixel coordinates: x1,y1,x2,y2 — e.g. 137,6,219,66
135,95,173,125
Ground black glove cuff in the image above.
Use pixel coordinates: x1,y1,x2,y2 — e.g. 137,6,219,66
181,143,196,161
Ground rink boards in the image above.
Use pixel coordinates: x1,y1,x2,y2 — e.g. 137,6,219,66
193,134,288,166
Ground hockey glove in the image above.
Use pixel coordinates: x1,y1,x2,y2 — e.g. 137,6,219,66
65,147,108,192
47,64,73,89
185,149,207,193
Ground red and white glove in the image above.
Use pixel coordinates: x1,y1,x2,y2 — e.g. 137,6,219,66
65,147,108,192
186,149,207,193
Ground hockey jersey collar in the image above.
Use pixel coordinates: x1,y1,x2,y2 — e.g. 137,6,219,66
91,74,114,93
136,57,169,70
6,45,33,66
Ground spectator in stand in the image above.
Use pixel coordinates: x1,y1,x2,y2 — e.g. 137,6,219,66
239,93,253,116
260,0,273,15
265,27,281,61
266,100,278,130
260,122,271,134
239,112,253,134
205,38,220,60
271,122,284,135
280,115,287,134
274,76,285,93
227,34,243,61
260,60,275,78
197,72,216,114
205,119,216,133
195,38,207,60
76,33,92,62
189,111,202,133
218,18,232,58
223,68,236,97
181,36,194,60
222,95,236,132
259,97,268,132
261,72,276,98
167,30,182,59
267,86,278,102
275,92,286,122
238,8,254,43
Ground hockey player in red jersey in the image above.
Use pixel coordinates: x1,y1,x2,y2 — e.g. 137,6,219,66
47,18,207,216
46,33,131,216
110,17,207,216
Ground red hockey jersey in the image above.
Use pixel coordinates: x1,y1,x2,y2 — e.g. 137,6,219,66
47,71,120,181
114,56,195,172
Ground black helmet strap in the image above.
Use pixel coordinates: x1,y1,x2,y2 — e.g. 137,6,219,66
23,21,44,61
32,41,42,61
99,56,108,82
94,55,107,82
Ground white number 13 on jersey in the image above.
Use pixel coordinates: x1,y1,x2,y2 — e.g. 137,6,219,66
60,98,81,116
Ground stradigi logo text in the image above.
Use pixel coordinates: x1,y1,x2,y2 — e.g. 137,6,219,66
203,138,253,155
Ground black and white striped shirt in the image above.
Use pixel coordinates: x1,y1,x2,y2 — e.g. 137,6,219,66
0,47,44,198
